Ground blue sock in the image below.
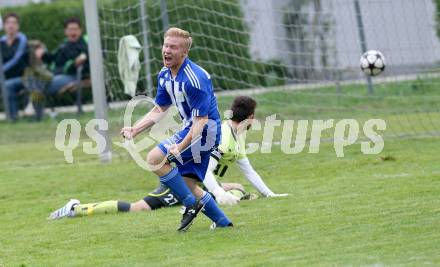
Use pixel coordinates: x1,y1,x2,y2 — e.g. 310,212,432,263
159,168,196,207
200,192,232,227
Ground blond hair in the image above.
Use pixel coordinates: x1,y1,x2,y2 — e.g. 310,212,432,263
164,27,192,50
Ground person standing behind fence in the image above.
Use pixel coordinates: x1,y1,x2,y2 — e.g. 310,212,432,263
35,17,89,96
1,13,29,121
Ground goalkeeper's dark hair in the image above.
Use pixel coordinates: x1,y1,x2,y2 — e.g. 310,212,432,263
230,96,257,122
64,17,81,28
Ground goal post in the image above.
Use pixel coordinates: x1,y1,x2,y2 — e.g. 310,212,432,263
0,13,10,121
83,0,112,162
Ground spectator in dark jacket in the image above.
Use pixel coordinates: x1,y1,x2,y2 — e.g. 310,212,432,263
35,17,89,95
1,13,29,120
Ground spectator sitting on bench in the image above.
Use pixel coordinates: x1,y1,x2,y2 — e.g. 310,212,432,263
1,12,29,121
35,17,89,96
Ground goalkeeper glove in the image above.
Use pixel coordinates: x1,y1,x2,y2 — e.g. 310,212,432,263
213,188,240,206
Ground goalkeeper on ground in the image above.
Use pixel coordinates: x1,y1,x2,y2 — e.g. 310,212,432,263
203,95,288,205
48,96,287,219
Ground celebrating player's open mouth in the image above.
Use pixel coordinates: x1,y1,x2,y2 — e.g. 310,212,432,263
163,54,173,66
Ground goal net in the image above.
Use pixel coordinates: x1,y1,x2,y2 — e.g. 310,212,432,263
97,0,440,139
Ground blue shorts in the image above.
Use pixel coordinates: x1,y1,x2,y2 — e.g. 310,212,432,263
157,123,220,181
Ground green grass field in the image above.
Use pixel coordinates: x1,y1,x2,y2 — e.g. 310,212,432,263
1,82,440,266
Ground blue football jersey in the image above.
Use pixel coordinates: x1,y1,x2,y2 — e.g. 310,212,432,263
155,58,221,129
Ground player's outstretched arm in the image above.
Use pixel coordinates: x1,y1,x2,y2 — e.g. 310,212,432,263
203,157,240,206
121,105,169,139
236,158,288,197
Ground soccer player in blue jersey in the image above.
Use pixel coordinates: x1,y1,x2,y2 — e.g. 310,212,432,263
121,27,232,231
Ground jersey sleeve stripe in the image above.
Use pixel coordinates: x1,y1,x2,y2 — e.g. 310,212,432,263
186,66,201,89
185,65,201,89
184,68,198,88
190,109,201,117
184,67,199,89
184,69,195,88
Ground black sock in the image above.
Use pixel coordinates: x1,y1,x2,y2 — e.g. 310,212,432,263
117,201,131,212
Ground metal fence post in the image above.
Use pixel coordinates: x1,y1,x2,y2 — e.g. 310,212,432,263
84,0,112,162
160,0,170,31
354,0,374,94
0,49,10,121
0,14,11,121
139,0,154,97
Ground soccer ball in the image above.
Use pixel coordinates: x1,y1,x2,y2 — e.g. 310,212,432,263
360,50,385,76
